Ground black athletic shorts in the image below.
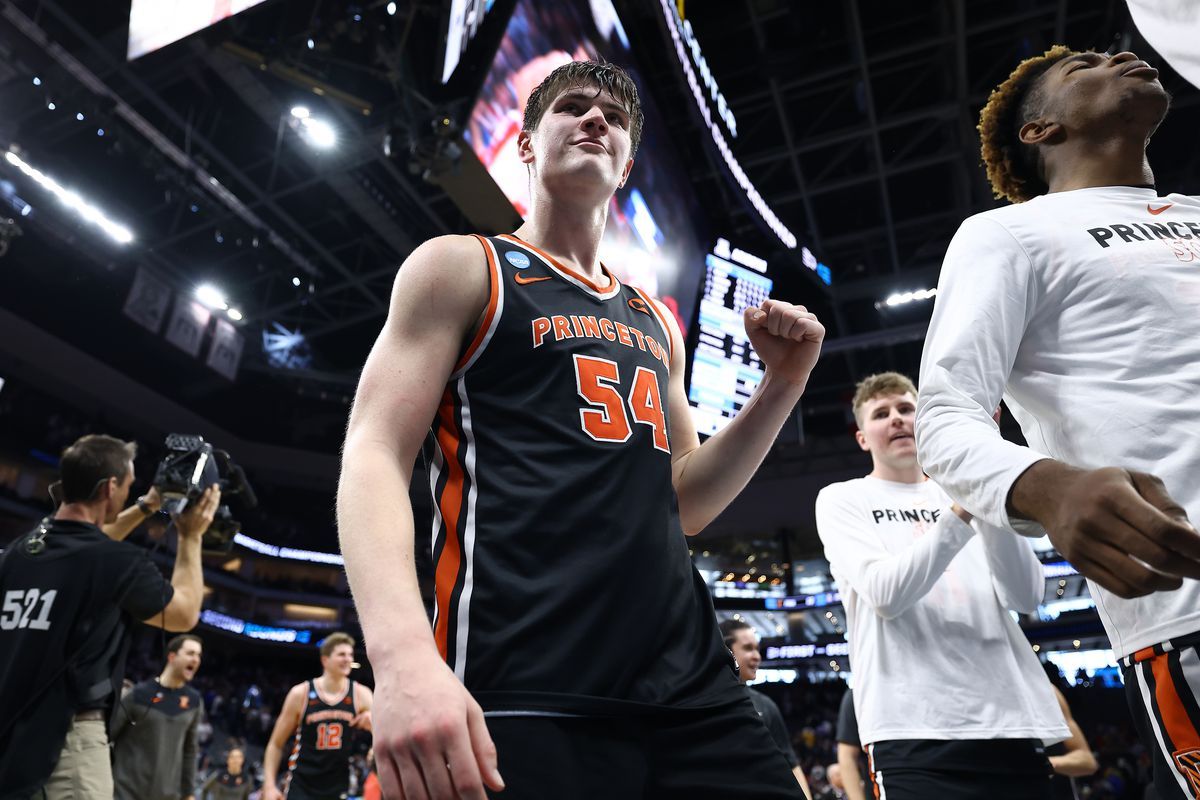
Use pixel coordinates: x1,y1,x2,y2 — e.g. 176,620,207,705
1123,635,1200,799
484,696,805,799
284,779,347,800
866,738,1055,800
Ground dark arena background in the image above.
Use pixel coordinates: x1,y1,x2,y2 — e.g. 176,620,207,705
2,1,1198,798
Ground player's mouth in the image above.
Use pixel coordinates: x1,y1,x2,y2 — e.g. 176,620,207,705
1121,61,1159,79
889,432,914,443
573,138,607,153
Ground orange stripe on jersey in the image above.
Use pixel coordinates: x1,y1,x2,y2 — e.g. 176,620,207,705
1134,645,1159,663
1152,654,1200,765
498,233,616,293
632,286,674,363
453,235,501,375
432,390,467,662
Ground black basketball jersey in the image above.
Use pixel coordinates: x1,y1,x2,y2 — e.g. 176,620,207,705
286,679,355,797
427,234,741,715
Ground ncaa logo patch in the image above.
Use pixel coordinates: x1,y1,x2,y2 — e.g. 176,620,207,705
1175,749,1200,794
505,250,531,269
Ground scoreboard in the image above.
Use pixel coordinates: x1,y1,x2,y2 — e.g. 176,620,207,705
688,243,773,437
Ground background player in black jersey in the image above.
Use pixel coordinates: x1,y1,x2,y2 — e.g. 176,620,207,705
339,60,824,799
262,633,373,800
719,618,811,794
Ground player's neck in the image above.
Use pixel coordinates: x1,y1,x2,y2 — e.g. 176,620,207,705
1045,138,1155,195
868,458,925,484
319,673,348,695
514,192,610,284
158,668,186,689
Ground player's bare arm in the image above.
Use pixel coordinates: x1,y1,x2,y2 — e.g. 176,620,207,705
261,682,307,800
338,234,502,800
665,298,824,535
1008,460,1200,599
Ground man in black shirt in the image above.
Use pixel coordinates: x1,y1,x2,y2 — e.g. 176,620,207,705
112,633,206,800
720,619,812,799
835,689,867,800
0,434,218,800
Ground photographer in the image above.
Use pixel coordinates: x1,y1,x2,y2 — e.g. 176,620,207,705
0,434,219,800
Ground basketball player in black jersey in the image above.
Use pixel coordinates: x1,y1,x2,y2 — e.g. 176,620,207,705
262,633,373,800
339,60,823,800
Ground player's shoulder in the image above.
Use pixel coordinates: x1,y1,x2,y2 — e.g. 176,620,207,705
816,477,869,504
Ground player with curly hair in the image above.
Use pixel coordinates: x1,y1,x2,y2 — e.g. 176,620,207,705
917,45,1200,800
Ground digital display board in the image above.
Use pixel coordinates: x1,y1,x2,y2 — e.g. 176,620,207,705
128,0,269,60
464,0,706,331
688,241,773,437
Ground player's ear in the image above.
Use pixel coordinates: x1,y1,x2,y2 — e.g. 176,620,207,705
618,157,633,189
517,129,535,165
854,429,869,452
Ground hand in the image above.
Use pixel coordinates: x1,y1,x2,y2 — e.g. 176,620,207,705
260,785,284,800
743,300,825,388
174,485,221,541
141,486,163,514
351,709,373,732
373,653,504,800
1011,462,1200,598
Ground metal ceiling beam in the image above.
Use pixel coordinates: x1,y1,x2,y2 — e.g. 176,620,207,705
848,0,901,274
10,1,327,282
742,0,824,252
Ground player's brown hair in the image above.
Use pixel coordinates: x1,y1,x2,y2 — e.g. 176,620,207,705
852,372,918,428
978,45,1077,203
523,60,645,156
59,434,137,503
167,633,203,655
718,618,752,650
320,632,356,658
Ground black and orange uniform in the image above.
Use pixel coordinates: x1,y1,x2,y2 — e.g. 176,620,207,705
1123,637,1200,799
429,235,803,798
284,680,356,800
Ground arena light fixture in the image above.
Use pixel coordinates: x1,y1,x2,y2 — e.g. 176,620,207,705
300,117,337,149
290,105,310,119
227,308,244,322
195,283,228,310
881,287,937,308
386,1,397,14
3,149,133,244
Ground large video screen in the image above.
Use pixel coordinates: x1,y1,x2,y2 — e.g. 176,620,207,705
464,0,707,332
688,240,773,437
128,0,269,60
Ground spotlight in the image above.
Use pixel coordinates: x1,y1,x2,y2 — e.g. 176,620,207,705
306,38,315,50
227,308,244,321
292,276,301,287
96,128,105,136
76,112,85,121
301,118,336,149
878,287,937,309
195,284,228,310
291,106,310,119
20,204,31,217
386,1,396,14
47,102,56,111
32,76,41,86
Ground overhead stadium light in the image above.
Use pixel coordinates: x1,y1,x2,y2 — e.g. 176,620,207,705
227,308,244,322
195,283,228,310
290,106,310,119
881,287,937,308
3,149,134,244
300,118,336,149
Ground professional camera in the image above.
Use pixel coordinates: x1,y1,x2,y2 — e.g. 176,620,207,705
153,434,258,553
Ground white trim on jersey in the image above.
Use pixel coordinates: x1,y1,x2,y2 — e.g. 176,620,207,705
1136,660,1193,795
450,236,507,381
452,376,480,682
498,234,623,302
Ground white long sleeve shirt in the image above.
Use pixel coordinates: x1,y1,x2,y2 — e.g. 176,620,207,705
1127,0,1200,89
815,476,1068,745
917,186,1200,658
